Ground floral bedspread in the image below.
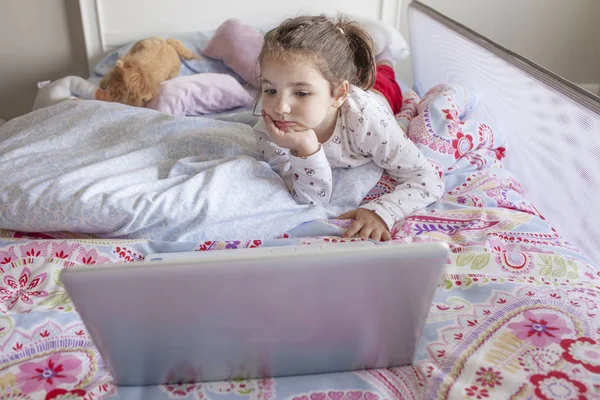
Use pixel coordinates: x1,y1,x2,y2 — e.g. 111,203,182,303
1,85,598,400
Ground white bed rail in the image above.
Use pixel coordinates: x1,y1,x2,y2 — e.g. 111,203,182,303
78,0,404,74
409,1,600,265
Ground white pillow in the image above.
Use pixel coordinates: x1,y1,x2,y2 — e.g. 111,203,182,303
354,17,410,60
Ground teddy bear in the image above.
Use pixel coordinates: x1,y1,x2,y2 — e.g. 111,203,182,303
100,37,199,107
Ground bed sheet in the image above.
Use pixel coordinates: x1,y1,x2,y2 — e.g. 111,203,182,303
1,86,599,400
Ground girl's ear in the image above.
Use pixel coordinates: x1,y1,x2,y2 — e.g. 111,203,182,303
332,80,349,108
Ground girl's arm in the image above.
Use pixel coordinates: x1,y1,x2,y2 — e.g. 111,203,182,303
255,120,333,206
354,106,445,230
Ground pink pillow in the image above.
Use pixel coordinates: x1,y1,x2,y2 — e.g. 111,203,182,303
146,73,254,116
202,19,264,88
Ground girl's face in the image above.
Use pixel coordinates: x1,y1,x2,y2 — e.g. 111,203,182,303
260,55,346,136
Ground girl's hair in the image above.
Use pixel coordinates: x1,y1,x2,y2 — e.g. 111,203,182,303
258,15,377,92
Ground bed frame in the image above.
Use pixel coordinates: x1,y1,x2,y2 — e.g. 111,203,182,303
78,0,405,74
77,0,600,265
408,2,600,264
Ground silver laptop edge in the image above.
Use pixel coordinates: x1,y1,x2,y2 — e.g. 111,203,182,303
61,241,449,385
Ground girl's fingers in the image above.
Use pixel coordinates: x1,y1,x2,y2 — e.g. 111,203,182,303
370,230,382,242
343,221,363,238
382,230,392,241
263,113,276,133
358,226,374,240
264,113,284,137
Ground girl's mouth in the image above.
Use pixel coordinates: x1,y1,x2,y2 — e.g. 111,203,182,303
274,121,296,130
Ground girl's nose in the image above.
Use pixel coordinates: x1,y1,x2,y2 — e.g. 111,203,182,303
274,95,291,116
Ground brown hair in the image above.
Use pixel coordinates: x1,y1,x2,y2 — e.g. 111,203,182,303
258,15,377,93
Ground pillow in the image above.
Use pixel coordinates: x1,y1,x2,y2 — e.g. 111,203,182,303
355,17,410,60
146,73,254,116
404,84,506,174
89,32,245,85
202,19,264,88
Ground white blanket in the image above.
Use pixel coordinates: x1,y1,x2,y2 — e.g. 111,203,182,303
0,101,382,241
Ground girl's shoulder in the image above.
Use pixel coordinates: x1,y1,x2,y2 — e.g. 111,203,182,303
342,85,393,120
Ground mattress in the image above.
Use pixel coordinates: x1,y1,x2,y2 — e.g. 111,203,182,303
1,3,599,399
1,81,598,399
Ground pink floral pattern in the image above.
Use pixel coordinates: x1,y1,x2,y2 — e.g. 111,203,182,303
451,131,474,159
163,381,203,398
0,246,18,265
160,364,204,398
292,392,380,400
19,242,50,258
561,337,600,373
0,267,48,310
475,367,503,388
45,388,87,400
477,123,494,148
530,371,587,400
442,108,459,122
465,385,489,399
50,242,80,260
507,310,572,347
0,392,33,399
496,251,534,274
495,147,506,160
16,353,82,393
74,247,111,265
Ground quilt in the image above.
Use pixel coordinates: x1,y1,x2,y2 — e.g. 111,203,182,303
0,85,598,400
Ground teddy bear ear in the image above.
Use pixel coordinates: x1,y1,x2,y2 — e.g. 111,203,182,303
115,60,124,68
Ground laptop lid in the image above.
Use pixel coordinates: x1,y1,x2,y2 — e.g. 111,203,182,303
60,241,449,385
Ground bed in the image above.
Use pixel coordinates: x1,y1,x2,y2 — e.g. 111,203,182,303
1,0,600,399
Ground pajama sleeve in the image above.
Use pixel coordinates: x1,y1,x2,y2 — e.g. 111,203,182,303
255,119,333,206
351,104,445,230
67,76,99,100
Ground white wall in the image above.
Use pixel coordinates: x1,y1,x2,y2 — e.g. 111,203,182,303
1,0,599,121
0,0,88,121
398,0,600,90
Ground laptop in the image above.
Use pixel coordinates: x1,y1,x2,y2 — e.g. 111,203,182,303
60,241,449,386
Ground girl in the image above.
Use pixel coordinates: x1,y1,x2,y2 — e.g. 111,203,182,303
254,15,444,241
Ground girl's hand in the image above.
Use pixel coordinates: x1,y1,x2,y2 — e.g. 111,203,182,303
262,111,319,157
338,208,392,242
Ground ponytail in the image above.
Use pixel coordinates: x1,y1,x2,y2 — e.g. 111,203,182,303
336,18,377,90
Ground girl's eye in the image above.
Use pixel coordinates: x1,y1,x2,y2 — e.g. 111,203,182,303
263,89,276,95
296,92,310,97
